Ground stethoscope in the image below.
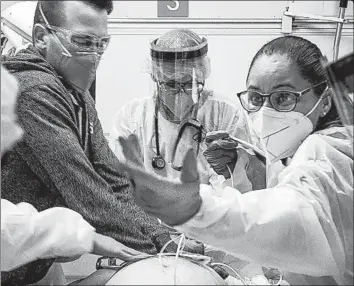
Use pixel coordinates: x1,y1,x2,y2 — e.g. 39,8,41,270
151,85,204,170
151,97,166,170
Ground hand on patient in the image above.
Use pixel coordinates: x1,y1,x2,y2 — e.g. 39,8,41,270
57,233,145,263
92,233,145,261
203,131,238,179
117,134,202,226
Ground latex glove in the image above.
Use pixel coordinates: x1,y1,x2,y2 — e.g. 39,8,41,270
117,135,202,226
203,131,238,179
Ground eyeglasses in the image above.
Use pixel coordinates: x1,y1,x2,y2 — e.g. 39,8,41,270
39,2,110,55
46,25,110,54
237,81,327,112
157,80,204,96
171,119,205,171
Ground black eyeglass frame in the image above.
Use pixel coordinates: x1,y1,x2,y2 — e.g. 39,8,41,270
237,81,328,112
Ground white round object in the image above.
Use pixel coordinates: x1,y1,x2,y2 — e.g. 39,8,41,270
105,256,229,285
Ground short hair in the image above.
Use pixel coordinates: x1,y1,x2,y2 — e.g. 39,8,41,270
33,0,113,27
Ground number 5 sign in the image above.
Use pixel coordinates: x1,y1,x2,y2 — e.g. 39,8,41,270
158,0,189,17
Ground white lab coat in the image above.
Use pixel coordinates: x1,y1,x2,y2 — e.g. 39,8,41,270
112,91,253,188
1,200,95,272
175,126,353,285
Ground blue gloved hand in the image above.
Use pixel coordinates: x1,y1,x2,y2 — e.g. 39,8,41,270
203,131,238,179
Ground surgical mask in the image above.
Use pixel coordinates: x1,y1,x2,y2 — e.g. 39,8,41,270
36,4,103,95
52,51,100,94
249,94,325,163
158,91,196,123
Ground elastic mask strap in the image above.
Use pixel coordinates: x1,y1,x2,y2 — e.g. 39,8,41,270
38,3,72,58
304,87,328,117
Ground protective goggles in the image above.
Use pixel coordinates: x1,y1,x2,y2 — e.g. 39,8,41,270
45,25,110,54
156,79,205,96
237,81,327,112
38,3,110,55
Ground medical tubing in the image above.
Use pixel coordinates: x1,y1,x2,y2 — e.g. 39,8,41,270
226,164,234,188
174,233,185,285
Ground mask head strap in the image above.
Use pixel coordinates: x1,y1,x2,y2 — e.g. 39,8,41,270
37,2,72,57
150,37,208,62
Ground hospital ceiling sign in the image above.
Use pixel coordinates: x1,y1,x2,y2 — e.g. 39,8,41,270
158,1,189,18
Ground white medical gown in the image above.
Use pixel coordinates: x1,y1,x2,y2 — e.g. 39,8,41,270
175,126,353,285
112,92,270,279
1,200,95,271
112,91,252,188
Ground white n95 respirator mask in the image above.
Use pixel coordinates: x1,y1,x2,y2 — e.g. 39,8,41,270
249,95,325,164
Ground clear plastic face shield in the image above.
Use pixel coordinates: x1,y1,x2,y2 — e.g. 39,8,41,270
150,37,209,123
36,3,110,57
323,52,354,138
149,37,210,171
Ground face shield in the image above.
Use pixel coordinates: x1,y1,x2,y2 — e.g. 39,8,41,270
323,52,354,138
149,37,211,171
150,37,210,124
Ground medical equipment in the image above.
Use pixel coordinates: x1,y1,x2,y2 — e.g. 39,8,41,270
152,100,167,170
282,0,352,61
333,0,351,61
228,135,266,163
323,52,354,138
152,99,205,171
170,118,204,171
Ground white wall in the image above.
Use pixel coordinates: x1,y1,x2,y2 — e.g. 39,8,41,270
109,1,353,18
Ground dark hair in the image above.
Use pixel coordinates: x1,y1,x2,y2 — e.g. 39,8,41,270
33,0,113,27
247,35,342,130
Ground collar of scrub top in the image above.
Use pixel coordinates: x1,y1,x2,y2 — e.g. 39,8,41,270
150,37,208,61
